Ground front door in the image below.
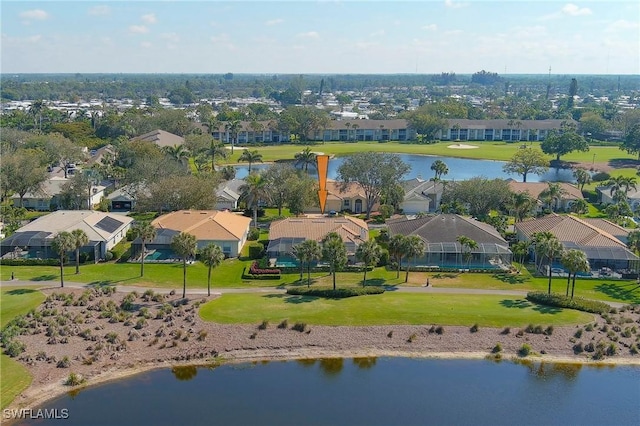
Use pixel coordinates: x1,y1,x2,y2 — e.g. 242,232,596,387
355,199,362,214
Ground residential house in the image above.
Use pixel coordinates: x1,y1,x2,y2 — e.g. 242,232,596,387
439,119,574,142
1,210,133,261
131,129,185,148
514,214,639,275
107,185,137,212
11,177,106,211
597,186,640,210
131,210,252,260
508,181,584,212
307,180,375,214
215,179,245,211
400,178,445,214
386,214,512,270
266,216,369,267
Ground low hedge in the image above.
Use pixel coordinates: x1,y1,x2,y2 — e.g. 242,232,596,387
526,291,611,315
278,265,374,274
286,286,385,299
0,258,60,266
241,267,281,280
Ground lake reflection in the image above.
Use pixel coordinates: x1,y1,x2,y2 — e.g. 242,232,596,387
233,154,577,183
22,358,639,426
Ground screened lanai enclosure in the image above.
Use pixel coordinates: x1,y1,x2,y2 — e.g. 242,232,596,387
407,242,512,270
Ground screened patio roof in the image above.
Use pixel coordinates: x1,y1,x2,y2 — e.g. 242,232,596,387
424,242,511,255
562,242,639,261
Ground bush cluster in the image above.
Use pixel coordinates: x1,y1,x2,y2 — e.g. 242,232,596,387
249,261,281,275
0,259,59,266
286,287,385,299
526,292,611,315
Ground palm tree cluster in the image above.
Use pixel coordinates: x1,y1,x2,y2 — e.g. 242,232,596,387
51,229,90,287
604,175,637,225
387,234,425,283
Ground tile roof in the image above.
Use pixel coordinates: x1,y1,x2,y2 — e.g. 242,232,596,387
131,129,184,148
508,181,583,200
387,214,507,245
11,177,69,199
6,210,133,242
325,179,367,200
151,210,251,241
514,214,627,248
401,178,444,201
581,219,629,239
268,216,369,246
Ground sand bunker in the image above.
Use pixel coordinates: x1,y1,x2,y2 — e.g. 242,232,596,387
447,143,479,149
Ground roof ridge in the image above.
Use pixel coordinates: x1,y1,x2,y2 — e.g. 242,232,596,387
567,215,624,247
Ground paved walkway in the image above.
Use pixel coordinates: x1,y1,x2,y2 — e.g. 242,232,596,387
1,278,626,308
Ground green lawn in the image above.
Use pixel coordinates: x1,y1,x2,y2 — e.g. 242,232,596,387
223,141,638,164
199,292,593,327
1,286,46,409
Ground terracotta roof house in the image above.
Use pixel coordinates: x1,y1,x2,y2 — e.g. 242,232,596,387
131,210,251,260
131,129,185,148
400,178,445,214
386,214,512,270
306,179,375,215
266,216,369,267
508,181,584,212
1,210,133,261
514,214,639,275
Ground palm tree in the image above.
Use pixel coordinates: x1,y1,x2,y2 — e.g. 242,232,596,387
133,221,157,277
509,192,536,222
171,232,198,298
570,199,589,216
627,230,640,255
321,232,348,291
71,229,89,274
200,243,225,296
240,172,269,228
533,232,563,294
51,231,75,287
456,235,478,269
29,100,45,131
162,144,190,168
225,119,241,154
573,168,591,191
560,249,590,298
294,146,317,172
388,234,407,279
404,235,425,283
355,240,382,287
207,140,227,172
540,182,566,212
511,240,531,272
238,149,263,173
607,176,637,204
291,239,322,287
430,160,449,180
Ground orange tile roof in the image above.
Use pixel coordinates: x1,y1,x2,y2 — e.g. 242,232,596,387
325,179,367,200
152,210,251,241
508,181,583,200
269,216,368,245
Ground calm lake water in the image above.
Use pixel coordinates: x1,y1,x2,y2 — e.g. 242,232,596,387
20,358,640,426
234,154,577,182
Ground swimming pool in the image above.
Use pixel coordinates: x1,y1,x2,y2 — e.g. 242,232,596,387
145,249,175,261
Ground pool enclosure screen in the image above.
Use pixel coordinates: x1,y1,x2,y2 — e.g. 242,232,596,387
409,242,512,269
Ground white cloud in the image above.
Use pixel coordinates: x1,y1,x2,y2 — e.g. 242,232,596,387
20,9,49,21
562,4,592,16
160,33,180,43
265,18,284,26
129,25,149,34
444,0,468,9
297,31,319,39
88,5,110,16
210,33,235,50
369,30,385,37
606,19,639,32
140,41,152,48
27,35,42,43
142,13,157,24
444,29,463,36
422,24,437,31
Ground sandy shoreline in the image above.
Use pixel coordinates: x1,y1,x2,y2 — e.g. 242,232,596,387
5,288,640,412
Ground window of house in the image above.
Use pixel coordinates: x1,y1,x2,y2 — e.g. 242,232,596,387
343,200,351,208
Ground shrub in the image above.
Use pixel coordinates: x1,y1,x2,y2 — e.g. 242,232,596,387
247,227,261,241
526,292,610,315
105,332,119,344
573,342,584,354
57,356,71,368
286,287,385,299
249,261,281,275
435,326,444,335
470,323,479,333
501,327,511,335
258,320,269,330
492,343,502,353
197,330,208,341
249,332,257,339
4,340,26,358
606,343,617,356
65,373,85,386
544,326,554,336
630,344,639,355
387,331,393,338
277,319,288,329
585,323,594,332
591,172,611,182
518,344,532,357
248,244,264,259
407,333,417,343
584,342,595,352
292,322,306,332
574,329,583,338
104,251,114,262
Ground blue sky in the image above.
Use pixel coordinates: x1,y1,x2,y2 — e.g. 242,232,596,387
2,1,638,74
